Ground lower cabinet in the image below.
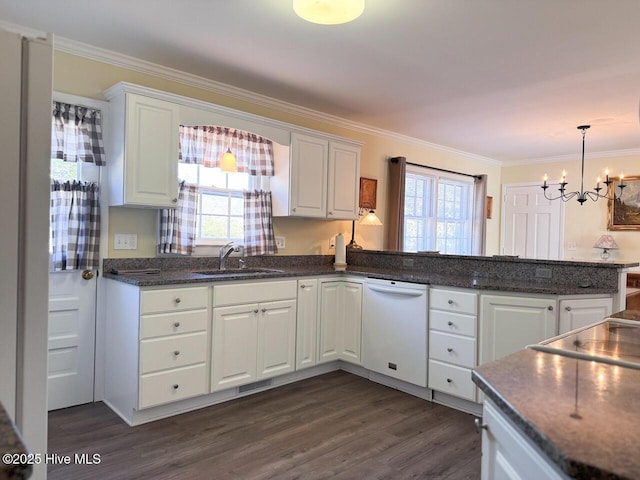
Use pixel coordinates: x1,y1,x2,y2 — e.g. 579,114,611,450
211,280,297,392
318,279,363,365
296,279,318,370
481,399,569,479
558,296,612,334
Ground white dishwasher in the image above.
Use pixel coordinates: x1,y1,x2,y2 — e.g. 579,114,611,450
362,278,428,387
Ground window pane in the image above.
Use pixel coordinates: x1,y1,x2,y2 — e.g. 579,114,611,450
229,217,244,239
51,158,79,181
228,172,249,191
230,195,244,216
200,215,229,239
178,163,198,184
201,193,228,215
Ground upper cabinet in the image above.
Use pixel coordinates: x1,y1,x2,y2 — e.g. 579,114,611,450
104,84,180,208
272,132,361,220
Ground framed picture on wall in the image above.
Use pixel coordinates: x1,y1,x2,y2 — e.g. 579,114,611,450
359,177,377,209
608,176,640,230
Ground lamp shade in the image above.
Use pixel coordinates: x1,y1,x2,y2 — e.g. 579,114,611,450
219,148,237,173
594,235,618,250
293,0,365,25
359,210,382,226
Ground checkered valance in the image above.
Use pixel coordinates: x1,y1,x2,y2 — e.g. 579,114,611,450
51,102,106,166
179,126,274,176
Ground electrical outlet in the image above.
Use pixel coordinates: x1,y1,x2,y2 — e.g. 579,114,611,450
275,236,286,249
567,242,577,251
329,238,335,249
114,233,138,250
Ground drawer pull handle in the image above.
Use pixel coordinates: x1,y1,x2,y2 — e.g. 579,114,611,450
446,378,452,383
173,384,179,390
173,322,181,328
447,321,454,326
448,299,454,305
474,418,488,433
174,350,180,356
565,306,572,311
175,298,181,304
447,347,453,353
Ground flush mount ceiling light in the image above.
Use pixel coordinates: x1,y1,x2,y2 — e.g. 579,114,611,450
293,0,365,25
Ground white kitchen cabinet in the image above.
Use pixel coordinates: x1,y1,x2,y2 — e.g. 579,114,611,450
104,281,210,424
318,279,363,364
428,287,478,401
362,279,428,387
211,280,297,392
296,279,318,370
104,83,180,207
481,399,569,480
479,294,557,365
272,132,361,220
558,297,612,334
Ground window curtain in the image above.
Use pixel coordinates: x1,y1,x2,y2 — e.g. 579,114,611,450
179,126,274,175
244,189,278,256
387,156,407,251
50,181,100,271
51,101,106,165
159,181,198,255
472,174,488,255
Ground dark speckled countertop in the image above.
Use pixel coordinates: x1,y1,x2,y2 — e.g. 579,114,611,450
102,264,619,295
473,328,640,480
0,403,32,479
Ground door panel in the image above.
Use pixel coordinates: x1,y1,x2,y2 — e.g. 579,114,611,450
502,184,563,259
48,270,96,410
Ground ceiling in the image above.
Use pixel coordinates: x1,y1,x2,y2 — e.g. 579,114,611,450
2,0,640,164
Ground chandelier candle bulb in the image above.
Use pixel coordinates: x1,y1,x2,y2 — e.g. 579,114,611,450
543,174,548,188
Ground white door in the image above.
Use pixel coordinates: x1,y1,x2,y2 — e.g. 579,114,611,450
559,297,613,334
340,282,363,364
318,281,341,363
502,184,563,259
48,271,97,410
257,299,297,380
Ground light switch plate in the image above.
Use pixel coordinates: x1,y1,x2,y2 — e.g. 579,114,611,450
275,236,286,249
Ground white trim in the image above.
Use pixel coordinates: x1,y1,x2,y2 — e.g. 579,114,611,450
0,20,503,166
505,148,640,166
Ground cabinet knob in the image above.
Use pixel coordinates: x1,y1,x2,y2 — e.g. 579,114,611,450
474,418,488,434
446,378,452,383
172,198,178,204
447,321,454,326
172,384,179,390
254,309,259,314
448,299,454,305
565,306,572,311
548,305,554,311
173,321,181,328
292,207,297,212
175,297,181,304
300,284,306,289
329,211,334,215
447,347,454,353
261,308,267,313
174,350,180,356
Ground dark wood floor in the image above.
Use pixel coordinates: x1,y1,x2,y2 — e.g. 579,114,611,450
48,371,481,480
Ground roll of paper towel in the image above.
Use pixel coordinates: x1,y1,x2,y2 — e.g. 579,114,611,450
335,233,346,265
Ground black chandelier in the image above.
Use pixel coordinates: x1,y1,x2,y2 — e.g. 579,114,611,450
541,125,626,205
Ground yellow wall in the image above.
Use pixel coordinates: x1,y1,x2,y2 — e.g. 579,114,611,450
501,154,640,265
53,51,502,258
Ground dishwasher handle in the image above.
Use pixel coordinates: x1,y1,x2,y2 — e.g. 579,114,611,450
367,285,426,297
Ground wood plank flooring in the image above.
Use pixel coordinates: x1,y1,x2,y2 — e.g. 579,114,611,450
48,371,481,480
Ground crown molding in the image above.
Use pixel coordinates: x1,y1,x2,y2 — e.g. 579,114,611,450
504,148,640,167
1,19,501,167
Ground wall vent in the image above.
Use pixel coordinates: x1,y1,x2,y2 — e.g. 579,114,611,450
238,379,272,393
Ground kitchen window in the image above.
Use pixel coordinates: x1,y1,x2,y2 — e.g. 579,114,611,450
178,163,247,244
404,165,475,254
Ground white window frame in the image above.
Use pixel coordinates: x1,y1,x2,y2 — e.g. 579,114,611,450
404,164,475,255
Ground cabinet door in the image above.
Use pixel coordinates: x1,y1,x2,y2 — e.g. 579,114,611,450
290,132,328,217
559,297,612,334
327,141,360,220
296,279,318,370
318,282,341,363
257,299,297,380
124,94,179,207
479,295,556,365
211,304,258,391
341,282,363,364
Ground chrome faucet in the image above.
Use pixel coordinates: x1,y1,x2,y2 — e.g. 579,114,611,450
219,242,241,270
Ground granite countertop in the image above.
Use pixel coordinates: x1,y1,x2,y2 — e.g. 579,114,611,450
102,264,617,295
0,403,32,480
473,346,640,479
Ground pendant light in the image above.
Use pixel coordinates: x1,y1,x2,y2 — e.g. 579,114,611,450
293,0,365,25
219,148,237,173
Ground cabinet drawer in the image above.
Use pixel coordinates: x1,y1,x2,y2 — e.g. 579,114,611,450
430,288,477,315
141,287,209,314
139,363,207,409
214,280,297,307
429,310,476,337
140,332,207,374
429,331,476,368
428,360,476,401
140,309,208,339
